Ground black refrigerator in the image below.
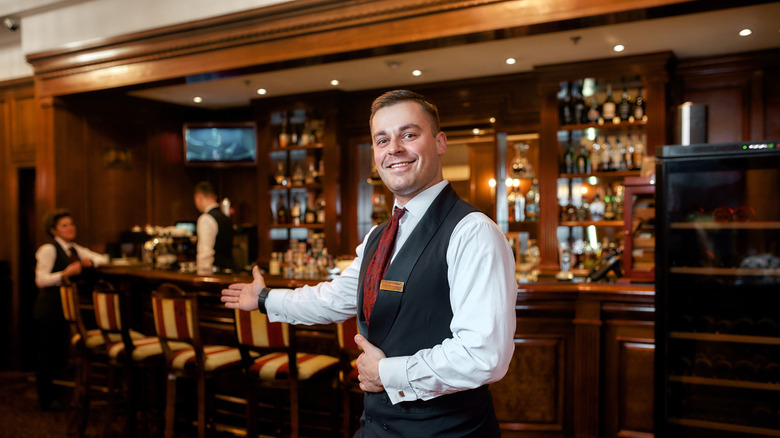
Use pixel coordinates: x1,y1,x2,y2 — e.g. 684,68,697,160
655,140,780,437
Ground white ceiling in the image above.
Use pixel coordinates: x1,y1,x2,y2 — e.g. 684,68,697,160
129,3,780,109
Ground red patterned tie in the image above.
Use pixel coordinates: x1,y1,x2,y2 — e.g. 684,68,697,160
362,207,406,324
69,246,80,263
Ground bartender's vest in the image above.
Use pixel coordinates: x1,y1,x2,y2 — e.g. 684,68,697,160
356,184,500,437
34,241,74,321
207,207,235,270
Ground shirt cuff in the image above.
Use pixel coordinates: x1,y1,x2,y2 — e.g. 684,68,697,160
378,356,417,404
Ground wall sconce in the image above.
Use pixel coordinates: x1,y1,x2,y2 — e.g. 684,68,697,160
488,178,496,198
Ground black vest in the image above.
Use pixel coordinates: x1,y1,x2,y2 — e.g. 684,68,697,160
207,207,235,270
34,241,75,322
356,184,500,437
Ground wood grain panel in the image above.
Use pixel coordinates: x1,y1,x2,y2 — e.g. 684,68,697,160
683,88,744,143
11,96,36,158
493,336,565,429
617,340,654,436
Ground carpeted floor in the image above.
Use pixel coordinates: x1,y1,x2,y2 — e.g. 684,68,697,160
0,370,81,438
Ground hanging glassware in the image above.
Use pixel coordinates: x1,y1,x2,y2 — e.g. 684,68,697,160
511,143,534,179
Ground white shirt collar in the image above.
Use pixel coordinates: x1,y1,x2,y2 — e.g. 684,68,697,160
54,236,73,251
393,180,449,220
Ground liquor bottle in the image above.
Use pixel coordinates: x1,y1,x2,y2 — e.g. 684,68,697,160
277,201,288,225
632,133,646,170
623,135,634,170
506,187,516,223
559,82,573,125
587,97,600,123
291,200,301,225
589,194,605,221
634,87,645,121
274,161,288,186
304,160,316,184
573,80,587,124
278,111,290,148
600,136,612,171
305,199,316,224
602,83,616,122
618,84,632,121
316,195,326,223
611,135,624,170
576,144,591,174
603,187,615,220
564,141,576,174
292,163,305,185
525,179,539,222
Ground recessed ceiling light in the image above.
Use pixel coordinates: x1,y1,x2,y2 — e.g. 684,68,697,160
612,44,625,53
193,96,203,103
330,79,340,86
505,57,517,65
412,69,422,77
489,117,496,124
256,88,267,95
739,28,752,37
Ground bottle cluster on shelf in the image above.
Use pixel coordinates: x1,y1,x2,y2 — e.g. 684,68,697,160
559,180,625,223
271,108,325,148
506,178,539,223
272,190,326,226
562,132,647,175
558,78,646,126
272,155,325,187
267,234,334,279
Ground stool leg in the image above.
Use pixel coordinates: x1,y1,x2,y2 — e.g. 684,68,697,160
164,373,177,438
197,374,206,438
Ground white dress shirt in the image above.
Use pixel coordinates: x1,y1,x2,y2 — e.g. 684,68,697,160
196,203,220,274
265,180,517,404
34,236,110,288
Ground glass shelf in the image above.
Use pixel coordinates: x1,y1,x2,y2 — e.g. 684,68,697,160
670,331,780,346
669,267,780,277
669,375,780,392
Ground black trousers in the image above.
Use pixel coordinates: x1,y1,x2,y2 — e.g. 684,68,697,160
33,288,70,406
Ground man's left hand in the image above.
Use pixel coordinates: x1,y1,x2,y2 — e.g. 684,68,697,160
354,334,386,393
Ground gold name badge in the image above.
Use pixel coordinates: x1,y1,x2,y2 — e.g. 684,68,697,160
380,280,404,292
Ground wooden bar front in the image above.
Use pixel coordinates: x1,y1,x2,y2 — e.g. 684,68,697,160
94,265,654,437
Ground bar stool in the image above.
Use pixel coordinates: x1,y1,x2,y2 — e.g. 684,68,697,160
59,277,111,437
336,317,361,438
152,283,243,438
234,308,340,438
92,280,175,438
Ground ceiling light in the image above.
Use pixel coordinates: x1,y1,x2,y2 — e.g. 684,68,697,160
738,28,752,37
612,44,625,52
505,57,517,65
489,117,496,124
193,96,203,103
472,128,480,135
256,88,267,95
330,79,340,86
412,69,422,77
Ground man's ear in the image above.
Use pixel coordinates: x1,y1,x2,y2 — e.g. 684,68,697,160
436,131,447,156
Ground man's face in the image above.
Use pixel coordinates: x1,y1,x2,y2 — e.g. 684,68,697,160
52,216,76,241
371,101,446,205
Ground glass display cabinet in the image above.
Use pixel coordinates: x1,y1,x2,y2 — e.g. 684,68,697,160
655,140,780,437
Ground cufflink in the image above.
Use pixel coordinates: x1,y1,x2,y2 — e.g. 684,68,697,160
397,390,405,397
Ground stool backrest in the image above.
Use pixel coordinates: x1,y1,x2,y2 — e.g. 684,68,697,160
234,309,289,349
92,280,135,357
59,277,89,349
151,283,202,362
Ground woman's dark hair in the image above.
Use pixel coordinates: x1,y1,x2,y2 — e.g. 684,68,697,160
43,209,72,237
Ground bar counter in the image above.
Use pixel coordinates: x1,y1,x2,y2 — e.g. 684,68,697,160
94,264,656,438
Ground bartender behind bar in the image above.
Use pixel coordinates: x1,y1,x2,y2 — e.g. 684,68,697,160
193,181,235,274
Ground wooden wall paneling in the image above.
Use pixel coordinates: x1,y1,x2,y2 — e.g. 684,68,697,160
681,76,751,143
602,319,655,438
468,141,496,219
573,299,602,438
767,69,780,139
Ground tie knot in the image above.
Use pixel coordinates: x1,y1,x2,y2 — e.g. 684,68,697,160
392,207,406,222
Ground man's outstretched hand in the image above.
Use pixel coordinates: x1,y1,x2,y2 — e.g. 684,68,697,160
221,265,266,311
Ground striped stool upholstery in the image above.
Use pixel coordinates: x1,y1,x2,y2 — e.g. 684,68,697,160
234,308,339,438
92,281,175,437
59,278,108,438
152,284,242,438
336,317,362,438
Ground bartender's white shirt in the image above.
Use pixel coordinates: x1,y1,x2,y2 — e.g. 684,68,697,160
265,180,517,404
196,203,220,274
35,236,109,288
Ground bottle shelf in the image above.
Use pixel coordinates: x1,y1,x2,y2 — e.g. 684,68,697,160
669,267,780,277
668,418,780,437
671,221,780,230
559,220,624,227
669,375,780,392
559,170,641,179
670,331,780,346
270,143,324,152
558,120,647,132
270,183,323,191
270,223,325,230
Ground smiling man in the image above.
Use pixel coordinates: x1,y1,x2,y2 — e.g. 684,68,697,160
222,90,516,437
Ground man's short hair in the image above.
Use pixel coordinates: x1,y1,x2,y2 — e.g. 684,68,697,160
43,208,72,237
194,181,217,198
369,89,441,136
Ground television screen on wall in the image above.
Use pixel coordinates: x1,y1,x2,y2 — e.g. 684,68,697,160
183,122,257,166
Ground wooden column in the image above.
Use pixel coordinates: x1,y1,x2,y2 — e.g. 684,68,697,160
572,298,602,438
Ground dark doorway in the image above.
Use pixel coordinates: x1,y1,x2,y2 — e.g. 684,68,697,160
17,167,37,370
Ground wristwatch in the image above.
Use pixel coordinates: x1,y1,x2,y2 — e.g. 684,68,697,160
257,287,271,314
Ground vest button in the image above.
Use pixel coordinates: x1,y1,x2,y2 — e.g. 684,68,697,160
383,423,389,430
382,396,388,404
366,416,373,423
